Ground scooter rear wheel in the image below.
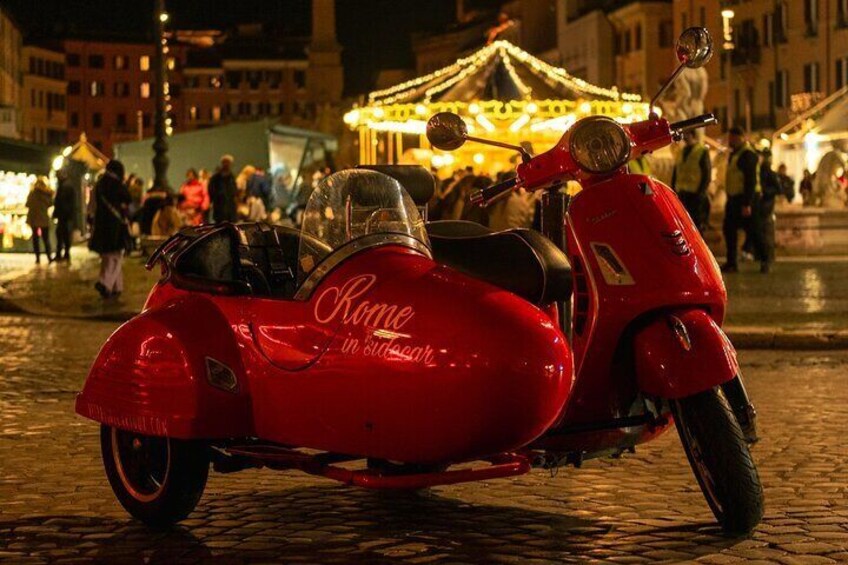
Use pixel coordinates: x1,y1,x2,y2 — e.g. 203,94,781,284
101,425,209,528
671,388,764,534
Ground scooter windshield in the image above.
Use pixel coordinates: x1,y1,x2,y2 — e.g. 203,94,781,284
297,169,429,286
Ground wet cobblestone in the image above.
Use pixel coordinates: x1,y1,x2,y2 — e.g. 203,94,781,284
0,314,846,563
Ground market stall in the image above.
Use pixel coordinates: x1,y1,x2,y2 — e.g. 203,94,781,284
343,39,648,176
115,119,337,203
0,137,61,252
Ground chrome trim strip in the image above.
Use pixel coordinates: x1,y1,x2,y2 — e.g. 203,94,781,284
294,233,431,301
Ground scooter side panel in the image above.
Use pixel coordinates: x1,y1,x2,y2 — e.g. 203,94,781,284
559,175,727,425
75,293,253,439
248,247,574,465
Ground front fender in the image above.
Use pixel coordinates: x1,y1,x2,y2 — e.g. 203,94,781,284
634,308,738,399
75,294,253,439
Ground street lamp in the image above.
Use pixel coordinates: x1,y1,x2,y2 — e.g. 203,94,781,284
721,9,736,130
152,0,171,191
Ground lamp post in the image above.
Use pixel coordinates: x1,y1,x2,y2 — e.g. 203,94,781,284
721,9,735,131
152,0,170,191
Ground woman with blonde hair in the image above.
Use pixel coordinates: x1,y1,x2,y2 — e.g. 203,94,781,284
26,176,54,264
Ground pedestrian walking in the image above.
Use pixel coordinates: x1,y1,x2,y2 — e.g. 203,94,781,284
151,195,183,237
139,183,168,236
671,130,711,231
88,160,132,298
247,167,274,212
53,169,76,262
26,176,54,264
178,168,209,226
757,150,796,273
208,155,238,223
799,170,814,206
721,126,766,274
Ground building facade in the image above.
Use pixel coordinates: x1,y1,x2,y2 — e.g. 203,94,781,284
608,1,676,98
22,45,67,145
674,0,848,135
0,8,22,139
556,1,676,98
63,38,186,156
558,9,616,87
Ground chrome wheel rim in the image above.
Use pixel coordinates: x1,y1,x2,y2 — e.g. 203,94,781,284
111,428,170,503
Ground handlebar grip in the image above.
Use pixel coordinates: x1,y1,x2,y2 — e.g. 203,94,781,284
469,177,519,207
670,113,718,136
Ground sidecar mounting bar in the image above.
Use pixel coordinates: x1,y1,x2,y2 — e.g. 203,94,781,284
221,444,530,489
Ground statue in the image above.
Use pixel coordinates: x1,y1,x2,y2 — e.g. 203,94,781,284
660,67,709,125
813,140,848,209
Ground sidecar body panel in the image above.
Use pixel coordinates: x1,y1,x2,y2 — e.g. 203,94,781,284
75,293,253,439
248,246,573,464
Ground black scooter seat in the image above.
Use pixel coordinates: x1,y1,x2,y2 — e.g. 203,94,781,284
427,221,572,306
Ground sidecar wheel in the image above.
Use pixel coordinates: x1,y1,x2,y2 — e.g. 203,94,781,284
101,425,209,528
672,388,764,534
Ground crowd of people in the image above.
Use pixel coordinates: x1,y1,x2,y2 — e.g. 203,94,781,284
670,125,795,274
23,153,330,300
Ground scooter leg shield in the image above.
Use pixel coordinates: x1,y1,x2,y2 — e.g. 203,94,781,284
634,309,739,399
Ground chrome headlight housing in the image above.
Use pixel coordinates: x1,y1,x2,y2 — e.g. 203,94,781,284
568,116,631,174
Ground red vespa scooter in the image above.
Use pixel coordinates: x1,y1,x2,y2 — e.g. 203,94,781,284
75,27,761,535
424,27,762,533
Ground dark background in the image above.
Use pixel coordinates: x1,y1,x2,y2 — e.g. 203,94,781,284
2,0,503,95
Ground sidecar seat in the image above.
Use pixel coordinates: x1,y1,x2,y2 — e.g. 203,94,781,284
152,223,303,299
427,221,572,306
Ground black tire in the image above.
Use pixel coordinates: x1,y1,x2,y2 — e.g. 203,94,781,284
101,425,209,528
671,388,764,534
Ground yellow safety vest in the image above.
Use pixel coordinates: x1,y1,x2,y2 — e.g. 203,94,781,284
674,143,707,193
726,144,761,196
628,156,651,175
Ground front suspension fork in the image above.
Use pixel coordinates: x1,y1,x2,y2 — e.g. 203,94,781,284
720,375,758,444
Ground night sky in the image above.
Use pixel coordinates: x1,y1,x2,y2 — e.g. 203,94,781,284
2,0,500,95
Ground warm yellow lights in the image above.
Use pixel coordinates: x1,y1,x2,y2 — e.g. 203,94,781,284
475,114,496,132
473,152,485,165
51,156,64,171
509,114,531,132
343,98,650,135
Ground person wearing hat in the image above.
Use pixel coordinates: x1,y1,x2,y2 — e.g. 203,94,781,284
208,154,238,223
671,130,711,231
722,126,765,273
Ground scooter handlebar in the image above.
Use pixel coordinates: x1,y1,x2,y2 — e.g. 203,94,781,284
469,177,520,207
670,113,718,139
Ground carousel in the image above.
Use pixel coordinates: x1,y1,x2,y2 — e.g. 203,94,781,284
344,39,649,175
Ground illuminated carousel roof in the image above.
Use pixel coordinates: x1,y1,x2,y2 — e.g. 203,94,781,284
345,40,647,135
367,40,641,106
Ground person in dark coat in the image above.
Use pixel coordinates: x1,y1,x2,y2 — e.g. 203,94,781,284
208,154,238,223
26,176,54,264
89,160,131,298
139,185,168,235
721,126,765,273
53,168,76,262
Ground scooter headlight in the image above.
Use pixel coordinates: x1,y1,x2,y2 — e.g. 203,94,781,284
569,116,631,174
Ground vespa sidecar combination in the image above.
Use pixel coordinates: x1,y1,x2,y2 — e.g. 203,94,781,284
76,168,575,526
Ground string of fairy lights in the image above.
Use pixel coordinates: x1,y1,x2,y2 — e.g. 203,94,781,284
344,40,649,139
159,10,173,136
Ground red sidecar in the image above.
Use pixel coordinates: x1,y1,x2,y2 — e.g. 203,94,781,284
76,168,572,525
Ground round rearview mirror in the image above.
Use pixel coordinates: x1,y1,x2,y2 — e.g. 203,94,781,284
426,112,468,151
676,27,713,69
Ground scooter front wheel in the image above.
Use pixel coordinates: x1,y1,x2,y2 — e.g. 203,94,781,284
101,425,209,528
671,388,764,534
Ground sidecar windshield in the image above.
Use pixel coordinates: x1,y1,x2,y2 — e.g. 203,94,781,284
297,169,429,287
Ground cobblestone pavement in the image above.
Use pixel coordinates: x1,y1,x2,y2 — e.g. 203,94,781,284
0,314,846,564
